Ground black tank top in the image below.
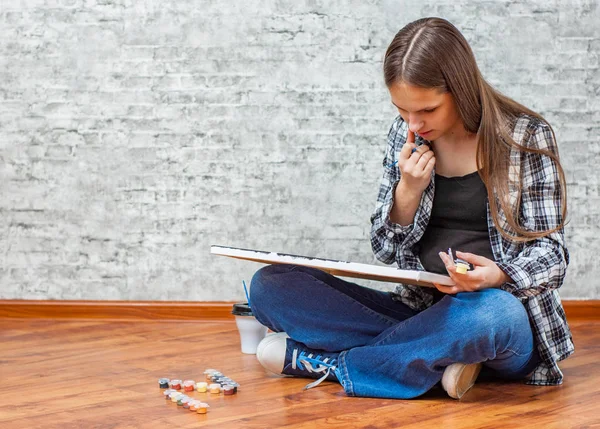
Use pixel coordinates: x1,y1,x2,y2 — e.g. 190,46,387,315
418,171,495,301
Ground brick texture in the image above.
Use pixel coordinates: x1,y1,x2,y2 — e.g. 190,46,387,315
1,1,598,300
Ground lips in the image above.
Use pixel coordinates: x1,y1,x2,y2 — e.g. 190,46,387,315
419,130,433,137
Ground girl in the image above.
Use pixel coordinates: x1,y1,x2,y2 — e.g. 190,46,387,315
249,17,573,399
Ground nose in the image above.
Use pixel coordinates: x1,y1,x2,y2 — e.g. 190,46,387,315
408,117,424,133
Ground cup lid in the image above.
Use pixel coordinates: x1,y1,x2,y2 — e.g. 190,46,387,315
231,302,253,316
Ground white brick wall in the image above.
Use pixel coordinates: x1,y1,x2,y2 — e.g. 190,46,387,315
1,1,598,300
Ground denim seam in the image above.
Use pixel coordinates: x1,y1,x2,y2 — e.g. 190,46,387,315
501,346,533,358
302,273,400,327
338,351,354,396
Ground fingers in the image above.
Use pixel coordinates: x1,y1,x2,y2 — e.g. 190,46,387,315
423,156,436,176
406,144,433,164
407,129,415,144
403,148,435,179
455,251,491,267
434,283,459,295
438,251,454,268
400,141,416,159
415,149,435,170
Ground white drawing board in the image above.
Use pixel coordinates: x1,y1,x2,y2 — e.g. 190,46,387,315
210,245,454,288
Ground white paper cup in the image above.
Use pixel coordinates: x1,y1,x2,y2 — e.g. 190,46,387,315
232,303,268,354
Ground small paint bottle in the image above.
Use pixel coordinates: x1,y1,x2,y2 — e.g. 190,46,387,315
170,392,183,403
182,397,192,409
223,385,235,395
196,402,210,414
183,380,195,392
170,379,182,390
209,383,221,394
158,378,170,389
177,395,189,406
215,377,228,385
163,388,175,399
454,258,471,274
189,400,200,411
195,381,208,392
204,369,218,380
223,378,238,387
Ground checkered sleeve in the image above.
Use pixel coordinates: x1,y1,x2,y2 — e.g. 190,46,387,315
369,117,414,265
497,122,570,299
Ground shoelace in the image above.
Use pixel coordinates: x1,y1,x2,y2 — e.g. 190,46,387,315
291,348,338,390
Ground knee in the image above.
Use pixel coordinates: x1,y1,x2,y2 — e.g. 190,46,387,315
249,264,295,309
462,288,529,333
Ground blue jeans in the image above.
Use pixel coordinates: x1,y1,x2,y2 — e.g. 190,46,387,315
250,264,540,399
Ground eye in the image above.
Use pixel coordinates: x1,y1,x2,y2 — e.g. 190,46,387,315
424,108,436,113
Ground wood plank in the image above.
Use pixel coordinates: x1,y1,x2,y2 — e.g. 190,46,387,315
0,319,598,428
0,300,235,321
0,299,597,321
562,299,600,321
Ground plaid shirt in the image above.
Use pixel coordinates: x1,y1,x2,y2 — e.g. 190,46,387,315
370,114,574,386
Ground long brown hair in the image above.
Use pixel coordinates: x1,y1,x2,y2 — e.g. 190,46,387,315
383,17,567,242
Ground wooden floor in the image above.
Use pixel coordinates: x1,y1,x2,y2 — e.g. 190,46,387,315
1,319,599,428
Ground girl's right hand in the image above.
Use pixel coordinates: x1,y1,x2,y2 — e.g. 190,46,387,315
397,130,436,196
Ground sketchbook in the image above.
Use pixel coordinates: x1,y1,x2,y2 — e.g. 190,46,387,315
210,245,454,288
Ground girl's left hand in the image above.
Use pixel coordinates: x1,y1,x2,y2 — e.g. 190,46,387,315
432,251,511,294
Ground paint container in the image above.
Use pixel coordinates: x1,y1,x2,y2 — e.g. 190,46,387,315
225,384,238,394
163,389,175,399
206,371,222,381
223,385,235,396
158,378,170,389
209,383,221,394
170,392,184,403
196,381,208,392
183,380,195,392
215,376,228,385
204,368,218,374
182,397,192,409
454,259,471,274
189,400,200,411
196,403,210,414
232,303,268,354
170,379,182,390
177,395,189,406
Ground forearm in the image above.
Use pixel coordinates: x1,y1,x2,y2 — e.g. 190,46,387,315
389,180,422,226
497,237,568,298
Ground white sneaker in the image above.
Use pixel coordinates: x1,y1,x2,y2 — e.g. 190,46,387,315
441,362,482,399
256,332,290,376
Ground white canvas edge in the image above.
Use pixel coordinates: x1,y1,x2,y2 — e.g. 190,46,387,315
210,245,455,287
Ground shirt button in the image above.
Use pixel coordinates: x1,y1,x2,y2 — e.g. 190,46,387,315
387,231,394,238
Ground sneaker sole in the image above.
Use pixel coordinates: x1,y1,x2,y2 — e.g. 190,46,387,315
441,363,482,400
